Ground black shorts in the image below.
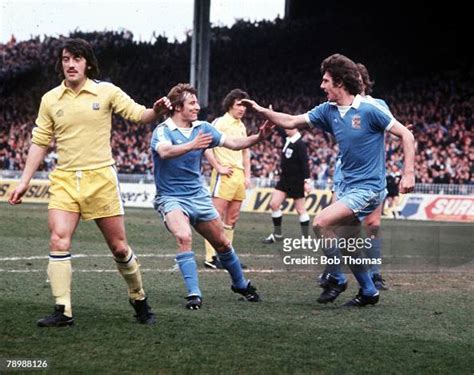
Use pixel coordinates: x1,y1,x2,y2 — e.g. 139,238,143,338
275,179,305,199
387,188,399,198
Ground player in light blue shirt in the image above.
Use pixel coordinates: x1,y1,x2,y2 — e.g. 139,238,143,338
243,54,415,307
326,63,395,293
151,83,271,309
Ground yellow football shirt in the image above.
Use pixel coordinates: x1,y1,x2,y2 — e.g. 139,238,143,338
32,78,146,171
212,112,247,170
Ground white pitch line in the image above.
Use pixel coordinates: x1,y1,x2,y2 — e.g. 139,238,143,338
0,253,276,262
1,254,468,262
0,268,471,274
0,268,287,273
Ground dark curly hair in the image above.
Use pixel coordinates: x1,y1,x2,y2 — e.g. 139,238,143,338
55,38,100,80
320,54,362,96
356,63,374,95
222,88,249,112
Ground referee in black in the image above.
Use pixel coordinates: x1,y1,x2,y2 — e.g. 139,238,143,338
263,127,311,243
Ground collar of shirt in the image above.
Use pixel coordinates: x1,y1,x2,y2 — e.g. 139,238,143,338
328,94,363,109
222,112,241,125
58,78,98,98
283,131,301,152
164,117,203,131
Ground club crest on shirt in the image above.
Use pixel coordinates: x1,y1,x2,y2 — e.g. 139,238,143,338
92,102,100,110
285,148,294,159
351,115,361,129
56,109,64,117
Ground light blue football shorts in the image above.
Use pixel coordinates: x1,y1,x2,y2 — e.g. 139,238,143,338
336,183,387,222
154,187,219,226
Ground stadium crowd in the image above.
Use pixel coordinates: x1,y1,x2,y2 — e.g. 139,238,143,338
1,21,472,185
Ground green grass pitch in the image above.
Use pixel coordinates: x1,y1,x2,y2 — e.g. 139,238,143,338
0,203,472,374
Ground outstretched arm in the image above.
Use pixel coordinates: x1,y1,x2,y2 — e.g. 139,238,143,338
222,120,273,150
157,131,213,159
141,96,173,124
241,99,308,130
388,121,416,193
8,144,48,205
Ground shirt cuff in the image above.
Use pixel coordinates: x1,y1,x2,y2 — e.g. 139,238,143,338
385,119,396,132
218,133,226,147
304,113,314,128
155,140,171,150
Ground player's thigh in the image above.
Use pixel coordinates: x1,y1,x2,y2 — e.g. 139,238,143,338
313,201,356,229
224,200,243,225
194,218,228,250
165,209,193,242
270,189,287,208
95,215,128,251
48,209,81,249
364,203,383,227
212,197,230,219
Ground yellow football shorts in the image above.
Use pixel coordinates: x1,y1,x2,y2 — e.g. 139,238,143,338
209,168,246,201
48,165,124,221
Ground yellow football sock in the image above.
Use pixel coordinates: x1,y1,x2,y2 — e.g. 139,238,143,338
224,224,234,245
47,251,72,317
204,239,216,262
115,247,145,301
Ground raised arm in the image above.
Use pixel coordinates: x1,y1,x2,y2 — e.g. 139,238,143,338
241,99,308,130
141,96,173,124
157,131,213,159
388,121,416,193
222,120,273,150
8,144,48,205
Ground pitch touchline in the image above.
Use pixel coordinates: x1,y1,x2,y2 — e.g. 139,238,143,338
0,268,287,273
0,253,276,261
0,268,471,274
0,254,464,262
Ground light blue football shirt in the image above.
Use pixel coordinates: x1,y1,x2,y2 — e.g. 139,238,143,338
151,118,224,197
306,94,394,191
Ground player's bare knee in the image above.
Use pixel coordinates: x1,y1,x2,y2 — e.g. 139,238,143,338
175,231,192,248
226,216,238,227
107,237,128,257
296,208,307,216
365,216,381,227
111,246,128,259
50,233,71,252
313,216,330,231
270,201,280,212
214,241,232,253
